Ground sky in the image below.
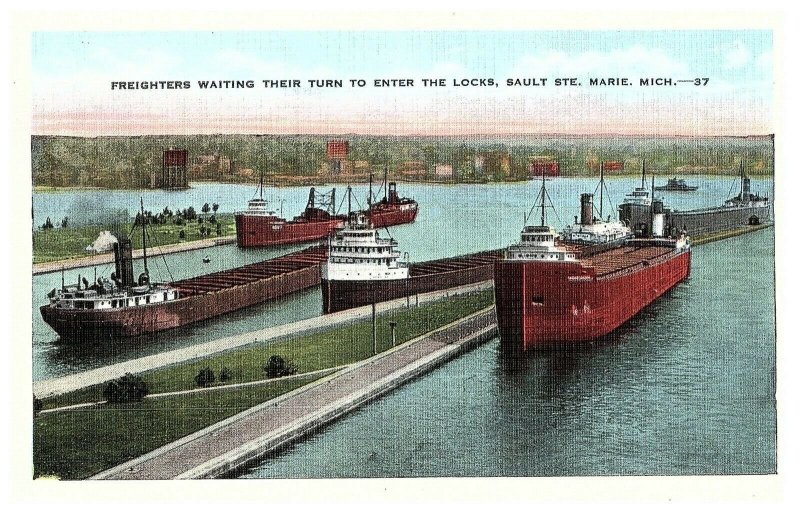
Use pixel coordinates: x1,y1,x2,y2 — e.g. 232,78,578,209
30,30,773,137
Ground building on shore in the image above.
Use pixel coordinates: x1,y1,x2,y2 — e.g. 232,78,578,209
528,156,560,177
326,140,349,174
151,149,189,189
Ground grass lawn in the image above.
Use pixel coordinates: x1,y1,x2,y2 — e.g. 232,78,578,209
33,377,317,480
32,214,236,264
34,290,494,479
42,290,494,410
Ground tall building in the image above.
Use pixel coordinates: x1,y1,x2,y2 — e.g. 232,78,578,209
157,149,189,189
326,140,349,174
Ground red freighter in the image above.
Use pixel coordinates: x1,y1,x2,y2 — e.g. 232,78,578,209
366,171,418,228
494,175,691,351
235,183,345,248
40,200,328,340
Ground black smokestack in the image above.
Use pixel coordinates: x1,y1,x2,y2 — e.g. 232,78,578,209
113,235,135,288
580,193,594,225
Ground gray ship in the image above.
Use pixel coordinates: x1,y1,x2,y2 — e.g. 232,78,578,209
618,161,771,238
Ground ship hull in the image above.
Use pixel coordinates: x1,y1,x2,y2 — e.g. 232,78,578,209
40,249,326,341
620,202,770,237
322,251,499,313
235,214,343,247
368,203,418,228
494,247,690,351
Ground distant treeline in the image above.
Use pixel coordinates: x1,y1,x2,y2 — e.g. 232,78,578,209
31,134,775,189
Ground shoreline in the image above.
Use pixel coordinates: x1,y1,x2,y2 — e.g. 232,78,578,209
32,235,237,275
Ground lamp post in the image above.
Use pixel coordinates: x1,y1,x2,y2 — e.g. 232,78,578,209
389,321,397,347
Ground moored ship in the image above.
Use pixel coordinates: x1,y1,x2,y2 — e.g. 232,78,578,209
619,160,771,237
365,170,419,228
494,175,691,351
321,214,501,313
235,181,345,247
40,201,328,340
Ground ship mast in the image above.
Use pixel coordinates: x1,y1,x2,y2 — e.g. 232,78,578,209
368,173,373,208
599,161,605,219
540,170,547,226
259,169,264,200
641,159,646,189
140,197,149,277
740,160,745,199
383,165,388,202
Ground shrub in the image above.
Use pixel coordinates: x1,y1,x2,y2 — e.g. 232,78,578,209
33,395,43,417
194,367,215,387
219,367,232,382
263,355,297,378
103,373,149,403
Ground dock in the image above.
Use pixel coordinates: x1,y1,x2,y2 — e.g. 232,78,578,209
33,280,494,398
91,306,498,480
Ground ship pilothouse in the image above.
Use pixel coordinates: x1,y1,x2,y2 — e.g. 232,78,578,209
505,172,576,262
561,162,631,245
322,212,409,281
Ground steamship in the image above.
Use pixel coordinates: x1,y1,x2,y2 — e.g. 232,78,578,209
619,161,771,237
321,212,501,314
494,173,691,351
40,201,328,339
365,170,419,228
235,182,346,248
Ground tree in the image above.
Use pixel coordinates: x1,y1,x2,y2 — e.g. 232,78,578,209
103,373,149,403
179,229,186,240
60,217,69,229
212,203,219,214
194,367,215,387
219,367,232,382
186,206,197,220
41,217,54,230
263,355,297,378
216,223,222,236
201,202,211,215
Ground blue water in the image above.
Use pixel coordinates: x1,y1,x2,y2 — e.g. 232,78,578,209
31,178,777,475
238,228,776,477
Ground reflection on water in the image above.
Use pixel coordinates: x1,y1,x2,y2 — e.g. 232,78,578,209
236,228,774,477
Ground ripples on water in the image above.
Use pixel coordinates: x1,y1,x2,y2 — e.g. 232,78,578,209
32,179,776,475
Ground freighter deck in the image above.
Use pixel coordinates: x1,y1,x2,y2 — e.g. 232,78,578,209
409,250,503,277
565,243,675,277
173,246,328,296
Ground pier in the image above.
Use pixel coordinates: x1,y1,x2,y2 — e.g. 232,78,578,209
90,307,497,480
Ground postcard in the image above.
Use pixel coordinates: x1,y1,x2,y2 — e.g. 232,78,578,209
12,8,783,504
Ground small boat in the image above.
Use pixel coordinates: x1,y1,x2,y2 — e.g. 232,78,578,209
202,256,211,263
654,177,699,191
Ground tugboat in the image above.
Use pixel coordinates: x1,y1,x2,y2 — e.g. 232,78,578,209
235,175,345,247
365,168,419,228
654,178,699,191
494,170,691,351
561,162,631,247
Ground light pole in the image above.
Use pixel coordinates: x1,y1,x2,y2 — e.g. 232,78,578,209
389,321,397,347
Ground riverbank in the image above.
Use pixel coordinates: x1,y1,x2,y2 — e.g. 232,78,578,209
32,234,237,275
33,289,494,479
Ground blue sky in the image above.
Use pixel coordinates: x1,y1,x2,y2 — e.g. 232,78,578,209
31,30,773,136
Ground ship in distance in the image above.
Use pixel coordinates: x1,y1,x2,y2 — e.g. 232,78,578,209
494,172,691,351
40,200,327,340
235,171,418,248
654,177,699,192
619,160,770,237
321,210,501,314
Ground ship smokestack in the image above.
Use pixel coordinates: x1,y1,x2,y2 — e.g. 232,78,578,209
113,236,135,288
743,177,751,198
580,193,594,225
652,199,665,237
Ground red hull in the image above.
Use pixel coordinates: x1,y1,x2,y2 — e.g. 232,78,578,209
494,246,691,350
235,214,344,247
40,247,327,340
368,202,418,228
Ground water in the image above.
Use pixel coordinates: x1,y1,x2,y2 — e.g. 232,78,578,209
238,228,776,477
32,177,777,475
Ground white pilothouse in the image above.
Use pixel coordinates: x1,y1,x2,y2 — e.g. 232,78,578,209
622,160,653,207
322,212,409,281
505,172,576,262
